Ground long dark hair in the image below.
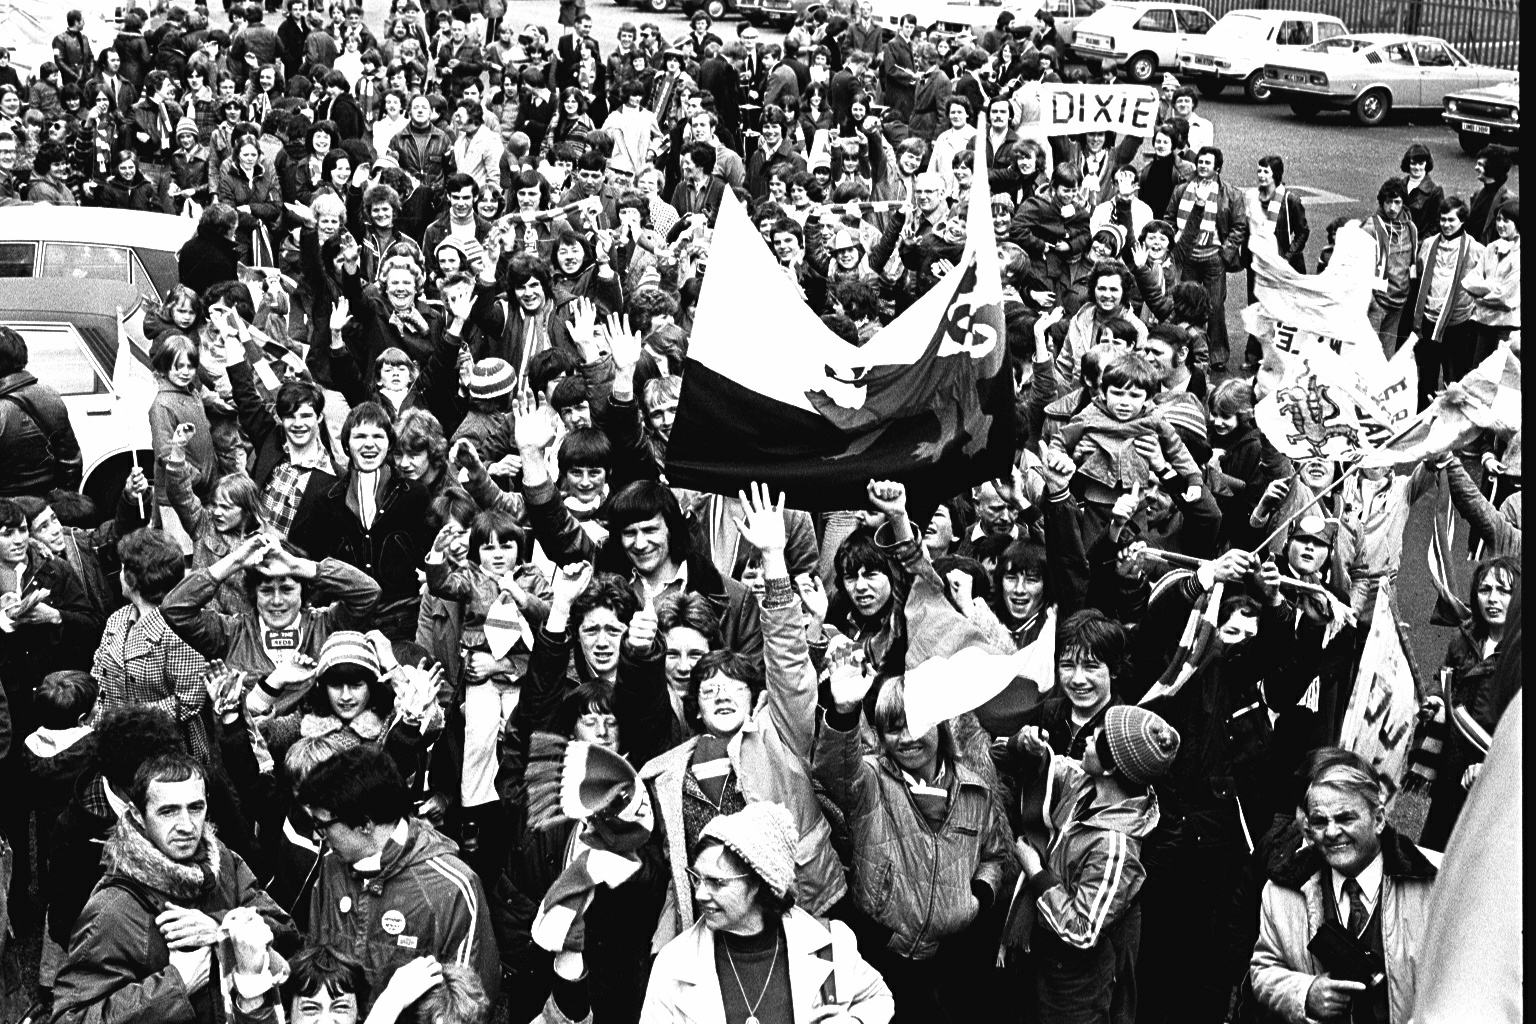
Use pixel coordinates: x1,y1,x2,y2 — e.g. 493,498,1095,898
1469,555,1519,640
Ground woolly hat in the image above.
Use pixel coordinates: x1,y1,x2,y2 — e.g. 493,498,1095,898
175,117,200,139
1102,705,1180,785
1161,72,1180,91
316,630,382,679
1092,222,1127,253
469,357,515,400
809,149,832,172
700,802,798,899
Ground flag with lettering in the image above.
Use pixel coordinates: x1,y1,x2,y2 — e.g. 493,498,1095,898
1361,343,1522,469
665,115,1013,513
1015,83,1161,136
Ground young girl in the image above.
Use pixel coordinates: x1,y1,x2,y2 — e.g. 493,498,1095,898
149,334,217,514
1206,378,1285,548
162,421,268,616
371,345,426,419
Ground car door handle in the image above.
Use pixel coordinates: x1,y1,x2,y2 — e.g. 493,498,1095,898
86,408,113,415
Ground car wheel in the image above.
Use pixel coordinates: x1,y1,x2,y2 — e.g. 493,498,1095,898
1458,131,1488,156
644,0,667,11
1196,78,1224,98
1244,69,1271,102
1352,88,1390,127
1290,100,1320,120
704,0,726,17
1125,52,1157,83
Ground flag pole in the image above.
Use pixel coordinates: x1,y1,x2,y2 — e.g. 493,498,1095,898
114,305,146,519
1246,405,1432,556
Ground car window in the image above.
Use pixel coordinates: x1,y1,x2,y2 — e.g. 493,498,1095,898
1276,20,1313,46
1382,43,1416,66
0,242,36,278
1074,0,1103,15
1317,21,1345,41
40,243,133,284
1134,8,1175,32
1411,41,1452,67
10,324,109,396
1176,8,1212,33
127,251,159,304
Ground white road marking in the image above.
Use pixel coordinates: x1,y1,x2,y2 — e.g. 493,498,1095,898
1289,185,1357,205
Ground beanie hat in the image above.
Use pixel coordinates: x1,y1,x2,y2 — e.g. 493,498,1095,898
1161,72,1180,91
175,117,200,139
316,630,382,679
1103,705,1180,785
469,357,515,400
700,802,798,899
1092,222,1127,253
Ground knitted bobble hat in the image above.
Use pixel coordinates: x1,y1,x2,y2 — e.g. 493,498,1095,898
1103,705,1180,785
469,357,515,400
316,630,382,679
175,117,200,139
699,802,798,899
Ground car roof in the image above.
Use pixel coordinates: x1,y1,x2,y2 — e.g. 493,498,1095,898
1216,9,1343,21
1333,33,1447,45
0,206,196,251
0,278,147,320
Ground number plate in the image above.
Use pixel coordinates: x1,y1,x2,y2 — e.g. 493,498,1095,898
1463,122,1491,133
1194,54,1214,65
1286,73,1306,83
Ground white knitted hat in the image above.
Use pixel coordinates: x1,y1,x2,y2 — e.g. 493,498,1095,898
699,802,798,899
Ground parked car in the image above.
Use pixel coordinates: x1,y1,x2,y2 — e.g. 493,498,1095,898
0,206,195,303
871,0,1045,42
1443,80,1520,155
0,278,155,513
1262,34,1519,127
1176,10,1348,102
1070,1,1215,83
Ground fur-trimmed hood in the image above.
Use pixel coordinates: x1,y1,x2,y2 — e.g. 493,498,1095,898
299,708,387,741
101,814,223,903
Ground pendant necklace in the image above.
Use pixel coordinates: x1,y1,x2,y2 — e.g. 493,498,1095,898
724,929,780,1024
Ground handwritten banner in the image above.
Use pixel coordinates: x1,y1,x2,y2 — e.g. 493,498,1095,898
1018,84,1161,137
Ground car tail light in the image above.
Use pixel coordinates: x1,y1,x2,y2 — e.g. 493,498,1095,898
1511,107,1520,123
1309,73,1327,86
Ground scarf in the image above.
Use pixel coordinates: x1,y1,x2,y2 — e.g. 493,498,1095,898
822,199,906,217
1370,211,1417,281
1410,231,1472,343
346,465,390,530
498,194,603,226
901,764,950,830
103,814,221,903
388,304,429,336
1255,184,1287,225
1175,178,1221,252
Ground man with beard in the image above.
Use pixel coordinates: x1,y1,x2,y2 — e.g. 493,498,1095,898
51,753,294,1024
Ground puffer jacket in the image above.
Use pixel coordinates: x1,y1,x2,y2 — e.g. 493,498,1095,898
639,593,845,951
1019,754,1159,951
0,371,84,497
814,709,1011,960
1250,829,1436,1024
51,818,295,1024
309,817,500,1009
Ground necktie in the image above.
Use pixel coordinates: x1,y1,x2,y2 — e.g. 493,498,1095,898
1342,877,1368,937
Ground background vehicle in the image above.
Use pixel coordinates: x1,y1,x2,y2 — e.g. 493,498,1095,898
0,279,154,514
1263,34,1519,126
1177,10,1348,102
1443,81,1520,155
1071,1,1215,82
0,206,195,303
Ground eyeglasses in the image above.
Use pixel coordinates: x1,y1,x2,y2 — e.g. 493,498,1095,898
310,814,346,833
687,868,751,891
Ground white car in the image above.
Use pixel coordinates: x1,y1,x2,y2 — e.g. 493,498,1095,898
874,0,1043,42
1071,1,1216,83
1176,10,1349,102
0,279,154,511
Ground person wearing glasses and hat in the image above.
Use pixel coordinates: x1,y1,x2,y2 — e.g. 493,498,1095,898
642,802,894,1024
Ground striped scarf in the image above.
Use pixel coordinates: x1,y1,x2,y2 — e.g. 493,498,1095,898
498,194,604,226
1410,231,1473,343
1255,184,1288,225
823,199,908,217
1175,179,1221,250
1140,580,1224,705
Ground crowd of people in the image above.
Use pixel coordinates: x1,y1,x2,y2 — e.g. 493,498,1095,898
0,0,1522,1022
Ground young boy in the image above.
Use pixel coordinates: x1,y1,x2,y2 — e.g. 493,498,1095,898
555,426,611,523
23,671,99,870
451,357,517,463
1008,704,1181,1020
1052,353,1203,538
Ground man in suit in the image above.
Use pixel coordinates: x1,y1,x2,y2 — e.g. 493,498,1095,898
880,15,918,121
555,12,601,91
696,41,745,146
